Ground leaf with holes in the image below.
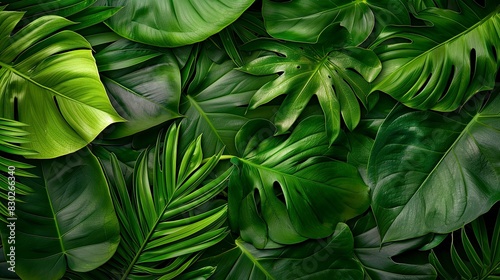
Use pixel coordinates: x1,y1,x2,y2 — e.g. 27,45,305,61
229,116,370,248
240,39,381,144
0,10,124,158
369,93,500,243
371,0,500,111
263,0,409,45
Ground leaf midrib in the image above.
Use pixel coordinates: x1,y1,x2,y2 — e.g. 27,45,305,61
186,94,224,145
236,238,275,280
0,60,106,111
382,109,485,242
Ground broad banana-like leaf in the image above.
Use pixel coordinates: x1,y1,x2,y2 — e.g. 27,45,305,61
369,93,500,243
430,205,500,279
180,47,275,156
240,39,382,144
229,116,370,248
263,0,409,45
189,223,363,279
0,10,124,158
352,212,437,280
97,123,230,279
371,0,500,111
0,148,120,280
102,0,255,47
95,39,182,138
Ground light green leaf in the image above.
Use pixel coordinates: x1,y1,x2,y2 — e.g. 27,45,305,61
0,11,124,158
371,0,500,111
102,0,255,47
0,148,120,280
229,116,370,248
241,39,382,144
369,93,500,243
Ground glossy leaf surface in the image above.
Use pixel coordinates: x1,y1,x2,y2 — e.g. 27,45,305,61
0,11,124,158
241,40,382,144
229,116,370,248
103,0,255,47
369,94,500,242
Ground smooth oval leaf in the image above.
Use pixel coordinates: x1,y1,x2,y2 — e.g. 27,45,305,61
369,93,500,243
0,12,124,158
0,148,120,280
103,0,255,47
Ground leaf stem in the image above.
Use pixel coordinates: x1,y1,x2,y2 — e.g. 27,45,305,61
202,155,234,164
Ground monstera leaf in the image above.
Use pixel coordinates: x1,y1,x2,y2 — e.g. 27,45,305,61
371,0,500,111
369,93,500,243
0,10,124,158
0,148,120,280
430,206,500,279
263,0,409,45
240,39,382,144
352,212,437,280
180,48,275,156
102,0,255,47
189,223,363,279
96,123,230,279
229,116,370,248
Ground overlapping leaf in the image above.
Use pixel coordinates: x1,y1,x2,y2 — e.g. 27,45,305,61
369,93,500,243
102,0,255,47
0,148,120,280
0,10,124,158
98,123,230,279
262,0,409,45
352,212,437,280
371,0,500,111
189,223,363,279
241,40,382,144
180,48,275,156
229,116,370,248
95,39,183,138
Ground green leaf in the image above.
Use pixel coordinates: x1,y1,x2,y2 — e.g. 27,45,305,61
371,0,500,111
2,0,96,22
229,116,370,248
189,223,363,279
180,48,275,156
430,206,500,279
98,123,230,279
0,148,120,280
95,39,182,138
351,212,437,280
369,93,500,243
241,39,382,144
102,0,255,47
263,0,409,45
0,11,124,158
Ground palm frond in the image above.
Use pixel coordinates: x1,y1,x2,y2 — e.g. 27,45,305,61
101,123,230,279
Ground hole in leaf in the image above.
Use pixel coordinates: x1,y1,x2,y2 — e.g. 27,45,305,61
253,189,261,206
470,48,476,82
13,97,19,121
439,65,455,102
276,52,286,58
328,75,331,79
273,181,286,204
277,71,284,76
296,65,301,69
491,46,497,64
415,73,432,97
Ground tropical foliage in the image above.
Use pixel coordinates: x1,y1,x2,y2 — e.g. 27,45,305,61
0,0,498,279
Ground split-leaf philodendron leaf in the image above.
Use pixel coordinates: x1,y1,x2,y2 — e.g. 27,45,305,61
241,39,382,144
0,10,124,159
371,0,500,111
229,116,370,248
369,93,500,243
